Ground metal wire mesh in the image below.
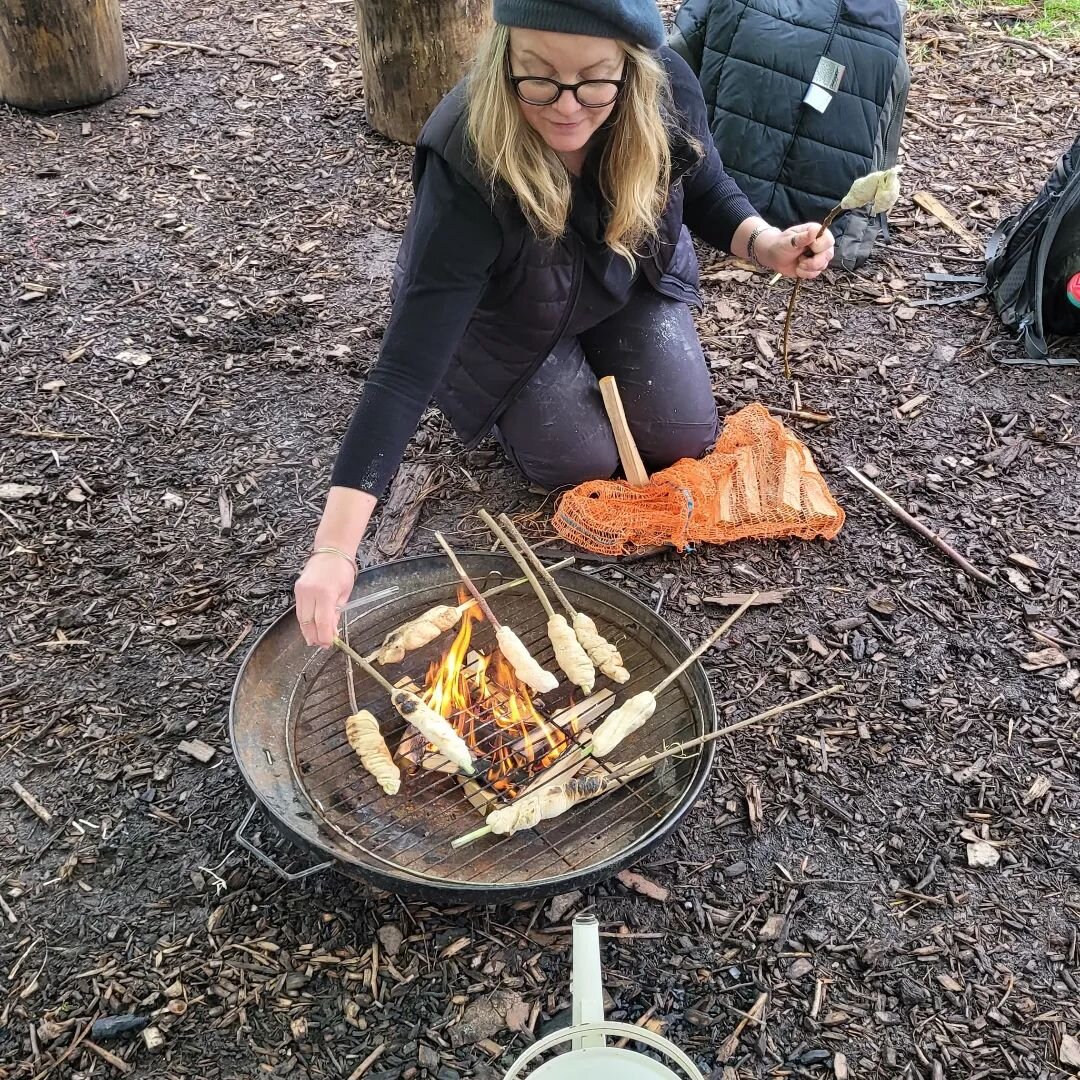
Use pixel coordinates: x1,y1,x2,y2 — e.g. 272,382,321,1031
287,572,706,888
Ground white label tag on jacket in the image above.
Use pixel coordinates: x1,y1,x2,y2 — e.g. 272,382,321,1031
803,56,846,113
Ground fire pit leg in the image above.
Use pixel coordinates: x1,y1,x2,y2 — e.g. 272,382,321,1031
234,802,334,882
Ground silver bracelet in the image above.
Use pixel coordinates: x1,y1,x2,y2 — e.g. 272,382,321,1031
746,224,775,269
310,545,357,575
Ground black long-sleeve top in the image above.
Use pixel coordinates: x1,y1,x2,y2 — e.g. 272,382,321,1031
331,49,757,497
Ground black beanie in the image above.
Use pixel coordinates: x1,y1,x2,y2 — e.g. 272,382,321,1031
492,0,665,49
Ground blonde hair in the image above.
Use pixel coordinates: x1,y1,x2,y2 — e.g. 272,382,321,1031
466,24,674,264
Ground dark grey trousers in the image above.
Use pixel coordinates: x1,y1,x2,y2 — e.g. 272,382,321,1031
495,283,718,490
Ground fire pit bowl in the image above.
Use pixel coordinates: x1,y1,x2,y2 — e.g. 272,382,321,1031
230,553,717,900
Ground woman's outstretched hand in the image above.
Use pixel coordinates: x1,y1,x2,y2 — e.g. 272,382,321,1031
295,552,356,648
759,223,835,280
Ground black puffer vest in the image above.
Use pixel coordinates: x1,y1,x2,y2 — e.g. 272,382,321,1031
393,49,704,449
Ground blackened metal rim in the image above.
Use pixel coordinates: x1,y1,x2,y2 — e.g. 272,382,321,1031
229,552,718,899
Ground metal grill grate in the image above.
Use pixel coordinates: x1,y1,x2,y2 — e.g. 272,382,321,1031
287,570,707,890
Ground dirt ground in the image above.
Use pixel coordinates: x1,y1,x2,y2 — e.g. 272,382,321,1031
1,1,1078,1078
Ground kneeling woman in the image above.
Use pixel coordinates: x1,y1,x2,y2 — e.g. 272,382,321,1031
296,0,834,645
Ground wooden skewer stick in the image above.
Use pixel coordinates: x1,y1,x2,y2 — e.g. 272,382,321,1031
450,681,845,850
781,204,844,378
333,636,397,694
599,376,649,487
435,532,503,626
477,509,555,618
465,557,574,610
651,593,758,697
601,683,844,783
499,513,577,618
844,466,995,586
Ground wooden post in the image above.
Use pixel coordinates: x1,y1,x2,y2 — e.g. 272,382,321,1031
0,0,128,112
354,0,489,145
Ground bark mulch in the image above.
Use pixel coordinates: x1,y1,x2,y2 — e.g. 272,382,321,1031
1,1,1078,1078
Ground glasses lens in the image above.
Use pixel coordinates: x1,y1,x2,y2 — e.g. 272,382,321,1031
515,78,560,105
577,81,620,107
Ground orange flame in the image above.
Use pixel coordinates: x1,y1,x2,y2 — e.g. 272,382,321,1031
419,597,576,791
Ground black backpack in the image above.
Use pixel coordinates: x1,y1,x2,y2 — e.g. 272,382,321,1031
669,0,910,270
984,133,1080,367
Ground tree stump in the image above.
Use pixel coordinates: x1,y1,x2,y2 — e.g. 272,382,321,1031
354,0,489,145
0,0,128,112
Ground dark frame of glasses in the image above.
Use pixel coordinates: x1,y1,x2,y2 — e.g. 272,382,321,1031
508,72,625,108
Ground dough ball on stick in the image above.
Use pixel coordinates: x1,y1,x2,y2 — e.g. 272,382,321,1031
548,614,594,694
345,710,401,795
495,626,559,695
377,604,460,665
391,689,475,775
590,691,656,757
572,612,630,684
487,775,606,836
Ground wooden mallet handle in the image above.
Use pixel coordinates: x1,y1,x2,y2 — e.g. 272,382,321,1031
598,376,649,487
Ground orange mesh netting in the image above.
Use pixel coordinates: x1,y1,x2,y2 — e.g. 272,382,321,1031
553,404,845,556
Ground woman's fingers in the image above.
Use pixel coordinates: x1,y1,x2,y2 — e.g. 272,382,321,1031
295,555,357,648
313,593,343,649
794,227,834,278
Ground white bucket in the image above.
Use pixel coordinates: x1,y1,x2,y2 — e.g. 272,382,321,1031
503,915,704,1080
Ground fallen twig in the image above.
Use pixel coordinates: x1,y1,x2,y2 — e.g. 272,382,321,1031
716,992,768,1062
844,466,995,586
12,781,53,825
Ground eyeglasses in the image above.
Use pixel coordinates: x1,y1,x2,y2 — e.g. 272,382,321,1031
509,73,625,108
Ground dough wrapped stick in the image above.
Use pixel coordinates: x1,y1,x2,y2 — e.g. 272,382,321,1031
493,513,628,686
572,612,630,684
548,614,595,694
487,775,606,836
345,710,401,795
376,604,460,665
590,691,656,757
495,626,559,695
590,595,759,758
477,511,592,693
391,689,475,775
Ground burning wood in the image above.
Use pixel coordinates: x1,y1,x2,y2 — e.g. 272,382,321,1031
390,600,614,808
